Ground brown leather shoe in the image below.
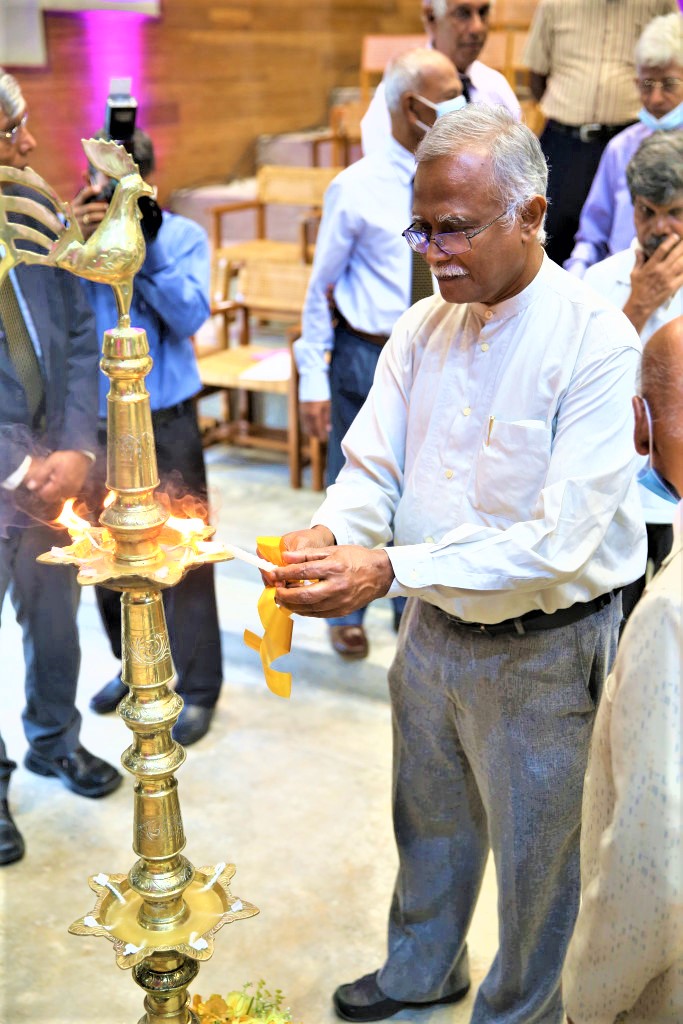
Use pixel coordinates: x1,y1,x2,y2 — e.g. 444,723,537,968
330,625,369,660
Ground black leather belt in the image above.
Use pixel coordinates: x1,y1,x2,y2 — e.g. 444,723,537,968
443,590,618,637
546,119,633,143
334,308,389,347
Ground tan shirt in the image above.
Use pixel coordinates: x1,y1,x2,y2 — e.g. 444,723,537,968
523,0,679,125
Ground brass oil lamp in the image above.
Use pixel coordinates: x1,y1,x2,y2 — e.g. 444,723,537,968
0,139,259,1024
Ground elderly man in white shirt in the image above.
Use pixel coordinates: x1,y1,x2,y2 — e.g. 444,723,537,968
295,47,462,659
563,316,683,1024
361,1,520,155
584,128,683,621
266,105,645,1024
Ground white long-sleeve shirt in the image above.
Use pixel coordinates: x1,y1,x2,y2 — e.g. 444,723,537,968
312,256,646,623
361,59,521,156
294,135,417,403
563,504,683,1024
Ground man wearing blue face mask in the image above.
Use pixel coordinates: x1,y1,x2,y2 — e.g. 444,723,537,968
565,11,683,278
584,128,683,621
563,315,683,1024
294,47,461,658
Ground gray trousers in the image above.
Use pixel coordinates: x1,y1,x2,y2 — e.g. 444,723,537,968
378,595,621,1024
0,524,82,797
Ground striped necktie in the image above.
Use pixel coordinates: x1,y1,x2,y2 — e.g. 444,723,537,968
0,275,45,427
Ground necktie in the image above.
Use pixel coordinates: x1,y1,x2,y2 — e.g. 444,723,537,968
0,275,45,427
459,74,472,103
410,248,434,305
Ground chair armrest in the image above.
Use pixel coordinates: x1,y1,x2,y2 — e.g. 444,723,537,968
211,199,264,248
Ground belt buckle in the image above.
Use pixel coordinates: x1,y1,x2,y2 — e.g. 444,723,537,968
579,122,602,143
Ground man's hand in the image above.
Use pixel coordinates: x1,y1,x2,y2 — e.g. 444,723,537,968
24,450,92,504
300,400,331,441
623,235,683,333
71,183,109,241
264,543,395,618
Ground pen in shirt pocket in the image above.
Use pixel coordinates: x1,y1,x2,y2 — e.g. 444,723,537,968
486,415,495,446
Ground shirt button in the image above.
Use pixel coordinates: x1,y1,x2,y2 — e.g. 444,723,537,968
481,342,489,352
425,536,434,543
463,406,471,416
445,469,453,479
484,310,493,320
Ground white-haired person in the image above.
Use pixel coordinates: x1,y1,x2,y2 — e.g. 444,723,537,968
360,1,520,156
265,105,646,1024
566,11,683,277
295,47,462,659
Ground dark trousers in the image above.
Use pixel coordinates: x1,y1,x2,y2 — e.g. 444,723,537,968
540,121,626,267
328,324,405,629
0,524,82,796
95,399,223,708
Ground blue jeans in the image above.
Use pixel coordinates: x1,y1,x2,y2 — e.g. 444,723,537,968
378,595,621,1023
327,325,405,629
0,524,82,797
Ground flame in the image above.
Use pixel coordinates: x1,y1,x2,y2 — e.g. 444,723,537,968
166,515,206,537
56,498,92,535
103,490,116,508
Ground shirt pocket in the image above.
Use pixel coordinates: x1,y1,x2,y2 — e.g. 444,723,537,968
472,418,551,522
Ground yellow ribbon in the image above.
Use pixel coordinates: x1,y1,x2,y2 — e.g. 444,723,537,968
243,536,293,698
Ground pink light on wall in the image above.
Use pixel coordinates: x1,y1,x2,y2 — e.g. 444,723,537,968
79,11,148,137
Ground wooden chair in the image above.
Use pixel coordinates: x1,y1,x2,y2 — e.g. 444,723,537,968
209,165,341,274
359,34,428,107
196,261,325,490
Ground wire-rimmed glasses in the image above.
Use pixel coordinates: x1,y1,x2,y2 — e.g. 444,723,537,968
0,113,28,144
402,207,511,256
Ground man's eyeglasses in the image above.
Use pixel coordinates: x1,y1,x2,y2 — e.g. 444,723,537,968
0,113,28,144
402,207,511,256
636,77,683,94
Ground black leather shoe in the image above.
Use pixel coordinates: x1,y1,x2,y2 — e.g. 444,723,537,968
89,673,127,714
24,745,122,798
333,971,470,1022
0,799,25,866
172,704,214,746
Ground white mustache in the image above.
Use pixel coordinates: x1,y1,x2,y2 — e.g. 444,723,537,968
434,265,469,279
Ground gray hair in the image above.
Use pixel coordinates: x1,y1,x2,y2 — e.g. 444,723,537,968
0,68,25,120
384,47,456,113
416,104,548,241
635,12,683,70
430,0,496,18
626,130,683,204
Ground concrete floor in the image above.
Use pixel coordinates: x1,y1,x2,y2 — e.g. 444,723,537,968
0,444,497,1024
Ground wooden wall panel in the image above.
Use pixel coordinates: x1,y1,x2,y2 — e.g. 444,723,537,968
8,1,422,205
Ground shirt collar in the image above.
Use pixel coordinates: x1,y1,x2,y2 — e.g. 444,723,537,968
386,133,417,184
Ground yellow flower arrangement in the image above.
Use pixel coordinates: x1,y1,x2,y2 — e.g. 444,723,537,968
192,980,298,1024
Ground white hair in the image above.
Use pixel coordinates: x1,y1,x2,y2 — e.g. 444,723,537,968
635,12,683,70
430,0,496,19
0,68,25,120
384,47,456,113
416,103,548,242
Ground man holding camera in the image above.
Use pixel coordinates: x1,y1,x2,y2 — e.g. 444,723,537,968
72,128,224,747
